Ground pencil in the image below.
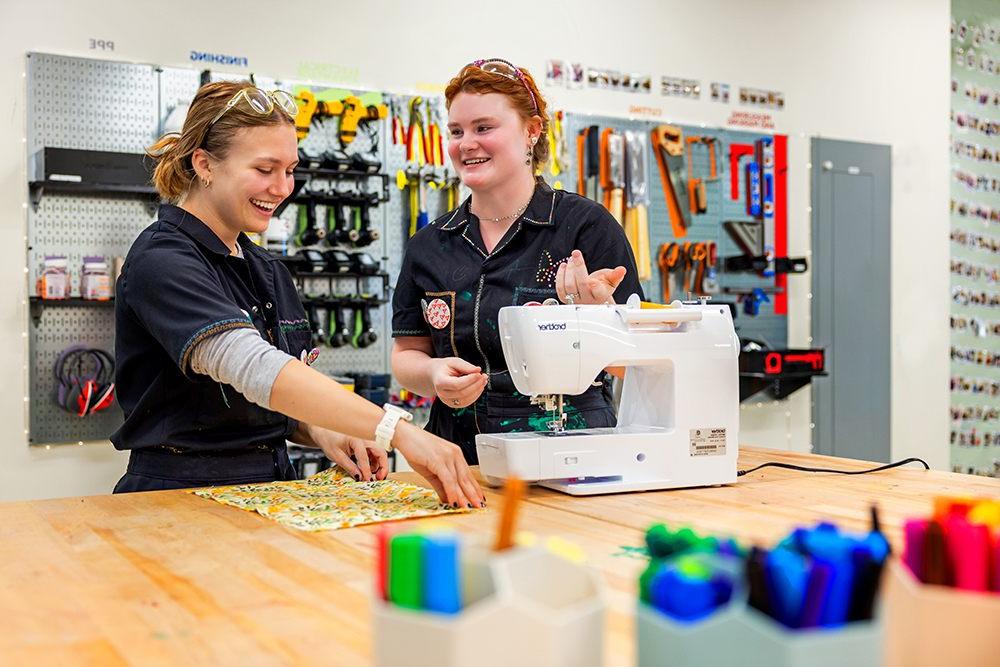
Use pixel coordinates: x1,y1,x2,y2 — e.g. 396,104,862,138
494,477,525,551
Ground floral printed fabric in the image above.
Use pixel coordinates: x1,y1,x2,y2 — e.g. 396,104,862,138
193,467,473,531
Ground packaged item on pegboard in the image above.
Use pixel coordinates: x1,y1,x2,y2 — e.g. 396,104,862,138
36,255,71,299
81,256,112,301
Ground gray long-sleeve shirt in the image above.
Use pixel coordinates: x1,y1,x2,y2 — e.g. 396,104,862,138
189,327,295,409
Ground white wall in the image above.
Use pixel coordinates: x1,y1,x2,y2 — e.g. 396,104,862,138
0,0,950,501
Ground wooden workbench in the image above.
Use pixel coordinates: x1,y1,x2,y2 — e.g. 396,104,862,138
2,447,998,666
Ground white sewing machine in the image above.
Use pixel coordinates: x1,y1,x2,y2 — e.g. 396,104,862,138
475,295,740,495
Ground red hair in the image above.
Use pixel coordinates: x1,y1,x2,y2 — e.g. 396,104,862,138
445,63,550,169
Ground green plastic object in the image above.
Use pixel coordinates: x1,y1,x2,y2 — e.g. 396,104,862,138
645,524,674,558
389,534,426,609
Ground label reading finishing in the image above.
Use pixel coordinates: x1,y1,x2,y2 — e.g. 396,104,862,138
689,428,727,457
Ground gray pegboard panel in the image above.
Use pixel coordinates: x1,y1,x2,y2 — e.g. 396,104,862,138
162,69,395,377
286,80,385,166
158,68,283,136
27,53,158,153
702,126,787,348
383,95,457,276
561,113,786,349
27,53,161,445
311,304,387,376
210,71,279,90
157,67,201,135
24,55,437,442
28,196,153,290
381,94,458,397
29,305,122,445
277,80,396,376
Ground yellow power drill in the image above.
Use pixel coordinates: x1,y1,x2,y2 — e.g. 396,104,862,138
294,90,388,145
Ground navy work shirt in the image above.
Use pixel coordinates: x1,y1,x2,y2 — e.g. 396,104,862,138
392,180,645,461
112,205,312,452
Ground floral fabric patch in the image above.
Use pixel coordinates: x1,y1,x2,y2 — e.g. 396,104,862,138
193,467,474,531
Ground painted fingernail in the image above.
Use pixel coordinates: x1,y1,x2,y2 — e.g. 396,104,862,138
466,503,473,508
480,501,487,508
452,502,460,509
353,473,360,481
369,476,375,482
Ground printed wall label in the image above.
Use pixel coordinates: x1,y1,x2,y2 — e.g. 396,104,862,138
190,51,249,67
726,111,776,130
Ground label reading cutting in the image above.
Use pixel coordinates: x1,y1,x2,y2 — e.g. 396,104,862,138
689,428,726,457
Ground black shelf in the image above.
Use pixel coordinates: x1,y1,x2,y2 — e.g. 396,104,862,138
298,167,385,180
291,271,390,303
273,168,390,217
29,148,159,209
29,296,114,323
292,270,387,279
738,348,827,402
300,296,390,307
739,372,828,402
29,181,160,209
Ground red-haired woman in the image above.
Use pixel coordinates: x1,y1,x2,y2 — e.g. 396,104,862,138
113,80,483,507
392,59,644,463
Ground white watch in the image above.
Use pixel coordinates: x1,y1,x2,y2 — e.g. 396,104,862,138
375,404,413,452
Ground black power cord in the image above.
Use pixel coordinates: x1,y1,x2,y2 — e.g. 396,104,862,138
737,457,930,478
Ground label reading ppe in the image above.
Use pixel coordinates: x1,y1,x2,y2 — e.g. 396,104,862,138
689,428,727,456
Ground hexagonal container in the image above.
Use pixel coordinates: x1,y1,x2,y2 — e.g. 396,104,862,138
637,598,882,667
884,559,1000,666
374,546,605,667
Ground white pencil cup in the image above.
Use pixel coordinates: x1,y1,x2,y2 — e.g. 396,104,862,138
884,559,1000,666
636,598,882,667
374,546,606,667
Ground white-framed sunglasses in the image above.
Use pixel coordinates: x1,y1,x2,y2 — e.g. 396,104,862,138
207,87,298,130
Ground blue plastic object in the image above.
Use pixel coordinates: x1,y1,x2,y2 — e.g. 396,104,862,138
422,535,461,614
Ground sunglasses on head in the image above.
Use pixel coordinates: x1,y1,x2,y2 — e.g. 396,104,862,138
206,87,298,132
469,59,538,114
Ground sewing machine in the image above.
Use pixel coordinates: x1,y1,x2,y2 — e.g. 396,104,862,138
475,295,740,495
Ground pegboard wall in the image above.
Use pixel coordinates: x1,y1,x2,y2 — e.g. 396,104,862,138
560,113,788,349
25,52,787,446
27,54,160,444
949,0,1000,477
26,53,409,445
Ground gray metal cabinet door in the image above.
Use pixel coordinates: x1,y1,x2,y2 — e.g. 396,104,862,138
811,138,891,461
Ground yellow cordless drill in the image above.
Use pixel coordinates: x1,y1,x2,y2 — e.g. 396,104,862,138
294,90,388,145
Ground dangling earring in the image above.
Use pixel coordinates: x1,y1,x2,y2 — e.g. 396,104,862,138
202,178,211,188
525,147,532,166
